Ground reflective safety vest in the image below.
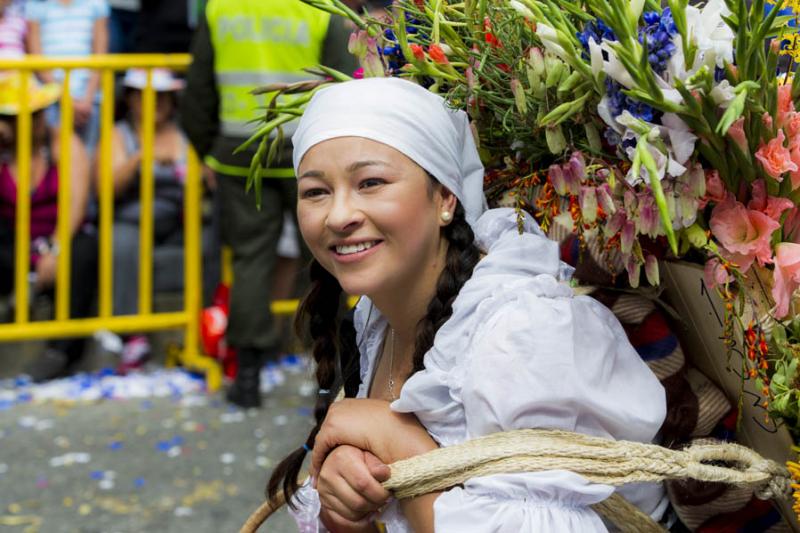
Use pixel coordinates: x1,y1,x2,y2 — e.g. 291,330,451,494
206,0,331,139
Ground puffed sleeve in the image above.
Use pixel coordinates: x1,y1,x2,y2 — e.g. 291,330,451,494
432,290,666,532
288,480,329,533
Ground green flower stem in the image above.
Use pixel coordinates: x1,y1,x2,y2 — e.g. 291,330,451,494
637,138,678,255
235,114,298,154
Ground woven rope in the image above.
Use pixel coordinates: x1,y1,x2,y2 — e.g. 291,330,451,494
240,429,791,533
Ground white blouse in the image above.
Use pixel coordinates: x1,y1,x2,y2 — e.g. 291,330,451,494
290,208,668,532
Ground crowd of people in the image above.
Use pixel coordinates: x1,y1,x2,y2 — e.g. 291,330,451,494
0,0,389,389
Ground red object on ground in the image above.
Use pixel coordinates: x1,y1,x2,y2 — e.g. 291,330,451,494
200,283,237,379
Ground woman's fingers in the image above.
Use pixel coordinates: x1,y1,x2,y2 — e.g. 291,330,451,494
363,450,391,482
316,446,391,519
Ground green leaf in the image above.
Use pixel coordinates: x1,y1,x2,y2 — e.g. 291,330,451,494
638,139,678,255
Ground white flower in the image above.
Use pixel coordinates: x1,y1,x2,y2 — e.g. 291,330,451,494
535,23,567,58
509,0,534,19
660,113,697,166
710,79,736,108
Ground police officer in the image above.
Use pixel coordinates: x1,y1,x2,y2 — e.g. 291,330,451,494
181,0,357,408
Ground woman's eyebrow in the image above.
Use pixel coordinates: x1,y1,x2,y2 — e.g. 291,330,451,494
346,160,389,173
299,170,325,179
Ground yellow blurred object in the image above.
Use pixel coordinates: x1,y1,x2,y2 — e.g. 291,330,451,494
0,55,222,392
0,71,60,115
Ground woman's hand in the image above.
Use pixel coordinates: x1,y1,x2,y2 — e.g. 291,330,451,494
310,399,438,480
317,445,390,524
35,252,57,289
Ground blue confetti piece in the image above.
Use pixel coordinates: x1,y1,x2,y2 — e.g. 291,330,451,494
134,477,146,488
90,470,104,480
170,435,184,446
156,440,171,452
283,354,300,366
108,441,124,451
296,407,312,417
17,392,32,403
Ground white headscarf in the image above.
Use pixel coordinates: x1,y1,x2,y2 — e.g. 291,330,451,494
291,77,487,229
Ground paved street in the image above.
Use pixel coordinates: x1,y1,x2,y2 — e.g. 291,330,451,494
0,354,314,533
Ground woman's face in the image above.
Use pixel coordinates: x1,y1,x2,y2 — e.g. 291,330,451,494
297,137,456,298
128,91,174,124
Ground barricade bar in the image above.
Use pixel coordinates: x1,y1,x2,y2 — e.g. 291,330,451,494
0,54,192,70
138,69,156,315
55,70,72,321
98,69,115,318
13,71,31,325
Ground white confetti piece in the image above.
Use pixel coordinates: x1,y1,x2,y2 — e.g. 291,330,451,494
174,506,194,517
220,453,236,464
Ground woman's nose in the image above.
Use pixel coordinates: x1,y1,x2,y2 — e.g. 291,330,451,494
325,192,363,233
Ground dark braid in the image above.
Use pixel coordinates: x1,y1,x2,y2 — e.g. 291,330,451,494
266,193,480,506
266,259,343,508
412,202,481,371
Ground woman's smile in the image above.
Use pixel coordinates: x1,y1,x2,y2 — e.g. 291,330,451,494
330,239,384,263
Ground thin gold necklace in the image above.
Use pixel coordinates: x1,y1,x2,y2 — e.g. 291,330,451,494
387,328,397,401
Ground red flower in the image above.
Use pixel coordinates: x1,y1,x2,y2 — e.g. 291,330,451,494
409,44,425,62
428,43,449,65
483,17,502,48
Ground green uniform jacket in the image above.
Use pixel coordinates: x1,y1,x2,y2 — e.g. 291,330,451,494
180,4,357,177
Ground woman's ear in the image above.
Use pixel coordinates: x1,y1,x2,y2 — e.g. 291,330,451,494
438,187,458,226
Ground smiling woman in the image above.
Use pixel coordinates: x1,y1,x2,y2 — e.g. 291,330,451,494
266,77,667,533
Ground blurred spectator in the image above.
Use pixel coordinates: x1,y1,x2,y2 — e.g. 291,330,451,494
0,0,25,58
134,0,198,53
25,0,109,155
181,0,357,408
0,73,97,382
104,68,186,372
108,0,138,54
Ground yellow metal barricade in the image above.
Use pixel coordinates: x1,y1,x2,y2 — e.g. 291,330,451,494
0,55,223,387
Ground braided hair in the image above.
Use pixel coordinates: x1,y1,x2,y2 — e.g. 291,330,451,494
267,185,481,507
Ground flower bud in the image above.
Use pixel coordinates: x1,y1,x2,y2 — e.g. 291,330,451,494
528,48,545,78
510,78,527,115
548,164,567,195
584,122,602,153
644,254,659,286
685,223,708,248
596,183,616,215
621,220,636,255
545,125,567,154
580,186,598,223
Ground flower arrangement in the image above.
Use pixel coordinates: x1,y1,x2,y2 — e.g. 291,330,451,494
244,0,800,505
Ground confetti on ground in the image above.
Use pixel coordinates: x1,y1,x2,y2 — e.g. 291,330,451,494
0,355,314,532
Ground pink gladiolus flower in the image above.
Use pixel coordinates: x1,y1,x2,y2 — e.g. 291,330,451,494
772,242,800,318
352,67,364,79
548,164,567,195
704,258,733,288
727,117,748,152
636,193,660,238
786,207,800,244
596,183,616,216
626,257,641,288
763,112,774,130
791,145,800,190
621,220,636,255
705,170,727,204
778,84,795,128
568,151,586,183
748,180,794,221
785,112,800,146
709,197,780,270
755,130,797,180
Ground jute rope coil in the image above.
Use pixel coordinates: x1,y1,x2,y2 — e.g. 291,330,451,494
240,429,792,533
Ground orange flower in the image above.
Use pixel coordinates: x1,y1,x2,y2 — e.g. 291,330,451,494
428,44,449,65
409,44,425,62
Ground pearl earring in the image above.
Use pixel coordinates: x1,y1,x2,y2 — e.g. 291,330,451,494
441,211,452,222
